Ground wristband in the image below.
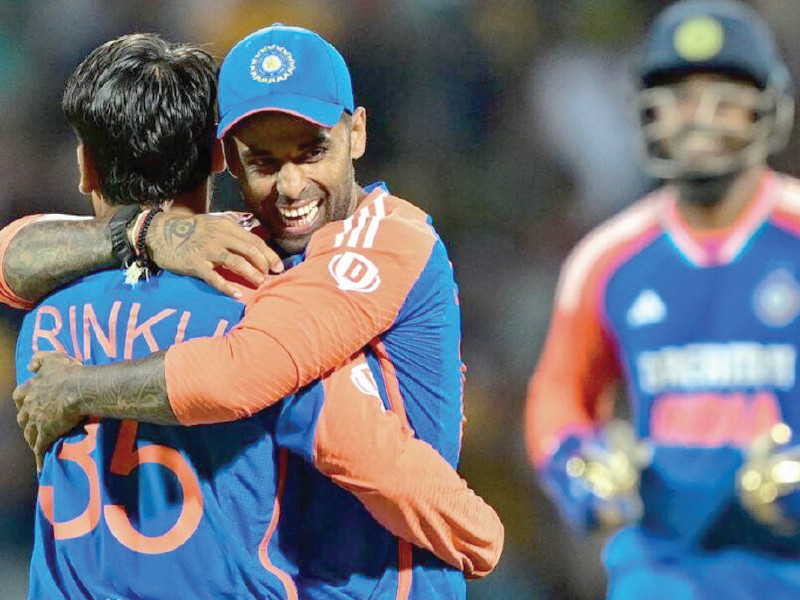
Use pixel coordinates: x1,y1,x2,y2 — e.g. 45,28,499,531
109,204,142,268
123,207,163,285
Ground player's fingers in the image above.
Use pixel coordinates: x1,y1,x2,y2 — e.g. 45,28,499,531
34,434,50,470
29,350,56,373
23,421,37,452
199,266,244,300
12,383,26,409
16,406,29,429
212,250,266,288
226,233,284,274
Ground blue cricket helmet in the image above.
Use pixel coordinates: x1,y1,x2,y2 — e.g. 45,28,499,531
638,0,791,92
635,0,795,180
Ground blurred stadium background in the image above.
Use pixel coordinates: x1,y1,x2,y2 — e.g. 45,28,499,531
1,0,799,597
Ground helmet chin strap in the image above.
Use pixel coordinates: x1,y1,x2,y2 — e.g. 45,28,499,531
677,170,740,207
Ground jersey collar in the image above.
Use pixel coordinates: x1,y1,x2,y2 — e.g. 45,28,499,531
661,170,777,267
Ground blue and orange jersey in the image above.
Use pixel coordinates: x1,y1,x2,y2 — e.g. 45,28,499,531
15,270,292,599
526,169,800,596
16,269,501,599
163,183,471,596
6,183,500,599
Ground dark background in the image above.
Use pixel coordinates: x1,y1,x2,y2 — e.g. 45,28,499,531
1,1,799,597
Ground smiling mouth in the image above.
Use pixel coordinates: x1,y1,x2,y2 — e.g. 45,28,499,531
276,199,323,232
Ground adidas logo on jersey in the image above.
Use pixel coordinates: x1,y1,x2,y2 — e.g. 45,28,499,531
627,289,667,328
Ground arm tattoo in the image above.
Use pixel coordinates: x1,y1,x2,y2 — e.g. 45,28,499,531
4,217,116,303
74,352,178,425
148,214,205,265
164,216,198,252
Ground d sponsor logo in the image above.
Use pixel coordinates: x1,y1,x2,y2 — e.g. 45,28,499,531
328,251,381,293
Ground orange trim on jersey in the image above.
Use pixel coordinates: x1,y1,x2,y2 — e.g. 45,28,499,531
312,353,503,579
258,448,298,600
368,342,414,597
397,540,413,600
556,196,663,313
772,209,800,237
662,170,776,266
369,339,409,424
166,190,437,426
527,198,662,468
0,214,48,310
771,174,800,236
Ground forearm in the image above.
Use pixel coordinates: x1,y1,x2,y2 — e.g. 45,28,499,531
3,216,116,303
73,351,177,425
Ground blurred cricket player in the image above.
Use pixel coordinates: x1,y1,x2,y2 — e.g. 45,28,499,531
8,32,502,599
526,1,800,598
9,25,500,598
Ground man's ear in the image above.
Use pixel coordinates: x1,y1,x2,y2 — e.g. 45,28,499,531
77,144,100,195
222,137,244,179
349,107,367,160
210,139,225,174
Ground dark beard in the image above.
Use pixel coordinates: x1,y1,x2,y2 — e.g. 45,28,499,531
677,171,740,207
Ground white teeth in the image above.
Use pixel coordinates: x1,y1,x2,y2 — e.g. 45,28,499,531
278,201,319,220
279,202,320,228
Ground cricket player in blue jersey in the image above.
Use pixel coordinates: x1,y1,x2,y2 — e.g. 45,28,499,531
9,32,501,600
526,1,800,598
9,26,502,599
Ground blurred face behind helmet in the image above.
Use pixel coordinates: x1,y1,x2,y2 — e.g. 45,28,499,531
638,72,789,180
635,0,794,181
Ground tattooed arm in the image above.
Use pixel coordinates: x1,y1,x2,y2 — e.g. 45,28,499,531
2,215,116,306
145,212,283,298
0,210,282,306
14,351,174,467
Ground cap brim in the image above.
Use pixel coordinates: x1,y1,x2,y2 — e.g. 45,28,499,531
217,94,345,138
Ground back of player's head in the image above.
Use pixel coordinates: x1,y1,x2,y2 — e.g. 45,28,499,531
62,33,218,207
637,0,790,91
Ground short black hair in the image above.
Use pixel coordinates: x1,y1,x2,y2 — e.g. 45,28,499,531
63,33,218,206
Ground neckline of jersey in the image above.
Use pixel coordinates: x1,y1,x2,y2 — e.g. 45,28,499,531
661,170,777,267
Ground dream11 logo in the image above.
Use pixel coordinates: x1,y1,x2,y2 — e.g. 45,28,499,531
328,251,381,293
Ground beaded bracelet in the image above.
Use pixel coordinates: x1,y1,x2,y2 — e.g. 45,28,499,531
134,207,163,259
123,207,163,285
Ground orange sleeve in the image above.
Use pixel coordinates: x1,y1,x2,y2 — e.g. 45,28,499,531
313,354,503,578
525,199,664,468
0,214,48,310
524,257,621,468
165,195,438,425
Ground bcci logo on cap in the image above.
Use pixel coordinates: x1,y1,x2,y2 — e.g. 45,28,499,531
329,251,381,293
250,45,295,83
674,16,725,62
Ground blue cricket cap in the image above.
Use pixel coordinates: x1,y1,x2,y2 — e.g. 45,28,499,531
217,24,354,138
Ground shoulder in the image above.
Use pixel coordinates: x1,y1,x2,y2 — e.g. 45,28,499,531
307,190,437,262
555,192,664,312
38,270,242,315
773,173,800,223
